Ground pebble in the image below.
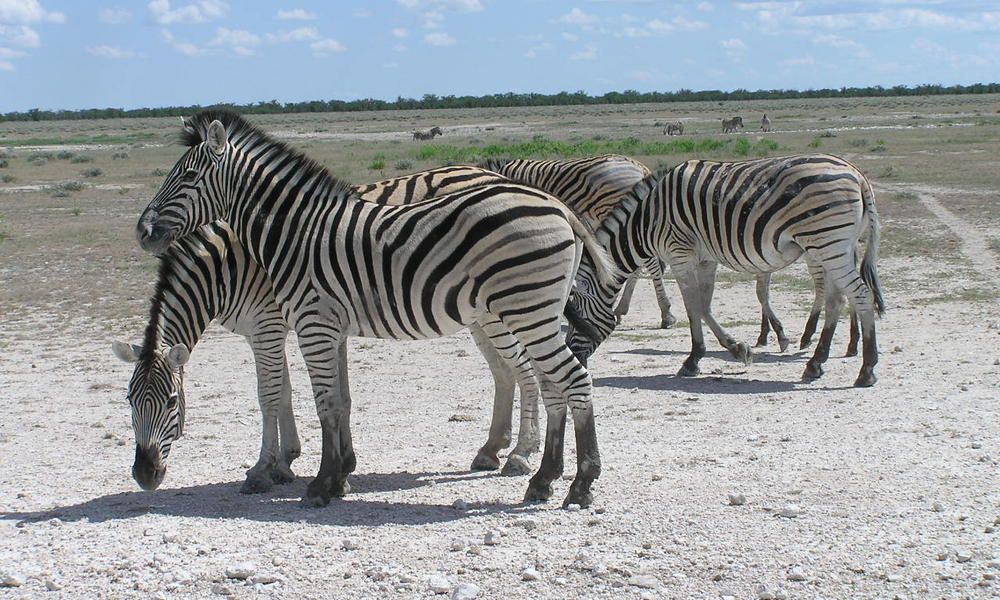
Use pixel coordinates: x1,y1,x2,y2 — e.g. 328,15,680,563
972,441,983,449
452,582,480,599
756,584,774,599
779,504,801,518
593,562,609,576
161,532,179,544
45,579,63,591
1,572,25,588
225,563,256,580
521,567,541,581
566,503,582,512
452,499,468,511
728,493,747,506
251,573,280,585
211,582,233,596
892,345,903,353
956,552,973,563
449,540,465,552
427,573,451,594
787,566,807,581
651,474,663,481
342,538,360,550
483,531,501,546
628,574,659,589
513,517,538,531
932,501,944,512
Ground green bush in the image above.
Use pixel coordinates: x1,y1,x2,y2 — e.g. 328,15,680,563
394,159,414,171
1,174,15,183
81,167,102,178
808,136,822,149
56,150,75,160
70,155,94,163
0,159,7,169
368,154,386,170
151,167,168,177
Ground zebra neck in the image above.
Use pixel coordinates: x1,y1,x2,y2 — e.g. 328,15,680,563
144,251,219,358
594,183,656,275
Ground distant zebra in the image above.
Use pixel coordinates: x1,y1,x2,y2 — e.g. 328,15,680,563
567,154,884,387
113,166,550,493
664,121,684,136
412,126,443,140
136,110,618,507
480,154,677,329
722,116,744,133
760,114,772,132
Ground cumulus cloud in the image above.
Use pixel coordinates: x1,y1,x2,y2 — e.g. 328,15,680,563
721,38,745,50
210,26,260,55
423,31,456,46
352,8,371,17
161,28,203,56
571,44,597,60
0,0,64,24
781,55,814,67
87,44,138,59
0,24,40,48
392,27,409,38
275,8,315,20
311,38,346,55
265,27,320,44
98,8,131,25
560,7,598,28
148,0,226,25
397,0,483,11
739,3,1000,33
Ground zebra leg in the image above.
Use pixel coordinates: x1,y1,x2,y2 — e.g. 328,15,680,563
650,259,677,328
696,261,752,365
299,327,353,507
846,307,860,357
242,331,289,494
468,324,514,472
802,281,844,381
613,275,639,324
335,338,356,494
672,263,707,377
755,273,790,352
799,258,826,350
273,357,300,484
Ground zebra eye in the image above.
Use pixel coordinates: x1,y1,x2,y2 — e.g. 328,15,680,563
166,394,178,409
182,169,198,182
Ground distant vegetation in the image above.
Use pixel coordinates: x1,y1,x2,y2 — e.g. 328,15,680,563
2,83,999,122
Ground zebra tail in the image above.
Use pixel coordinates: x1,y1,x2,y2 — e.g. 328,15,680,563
563,296,603,343
860,178,886,317
563,208,622,288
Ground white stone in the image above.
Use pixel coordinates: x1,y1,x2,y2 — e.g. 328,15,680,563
452,582,481,599
427,573,451,595
513,517,538,531
932,501,944,512
521,567,541,581
1,572,25,588
45,579,62,591
341,538,360,550
593,562,609,576
779,504,801,518
211,582,233,596
728,493,747,506
565,503,582,512
449,540,465,552
483,530,501,546
756,584,774,599
628,574,659,589
452,499,468,511
251,573,280,585
225,563,256,580
787,566,807,581
956,552,973,563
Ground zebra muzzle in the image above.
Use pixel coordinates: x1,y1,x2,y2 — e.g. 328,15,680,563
132,445,166,491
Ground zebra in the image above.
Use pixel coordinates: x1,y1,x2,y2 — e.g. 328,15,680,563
566,154,884,387
412,126,443,141
112,166,559,492
664,121,684,136
480,155,677,329
135,110,618,508
760,114,772,132
722,116,744,133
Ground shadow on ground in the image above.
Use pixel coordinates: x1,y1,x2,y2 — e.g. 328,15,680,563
0,470,537,527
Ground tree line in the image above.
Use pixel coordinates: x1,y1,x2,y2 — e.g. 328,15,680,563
3,83,999,122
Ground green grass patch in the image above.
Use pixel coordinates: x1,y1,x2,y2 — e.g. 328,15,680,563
2,132,160,147
368,154,386,170
70,154,94,163
0,174,14,183
81,167,102,178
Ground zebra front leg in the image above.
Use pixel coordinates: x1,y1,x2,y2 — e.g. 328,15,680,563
273,358,300,485
671,265,707,377
613,275,639,324
754,273,789,352
242,332,288,494
650,259,678,328
697,261,752,365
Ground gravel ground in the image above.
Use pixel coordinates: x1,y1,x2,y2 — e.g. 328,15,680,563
1,267,998,600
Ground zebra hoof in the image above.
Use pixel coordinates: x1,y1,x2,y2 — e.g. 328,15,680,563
677,363,700,377
500,455,532,477
802,361,824,381
470,450,501,472
563,489,593,509
778,337,791,353
731,343,753,365
854,370,877,388
240,473,274,495
660,313,677,329
754,334,769,348
799,336,814,350
524,479,553,503
271,463,296,485
845,344,859,358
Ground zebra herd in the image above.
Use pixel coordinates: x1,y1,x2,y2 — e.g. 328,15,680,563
115,110,885,508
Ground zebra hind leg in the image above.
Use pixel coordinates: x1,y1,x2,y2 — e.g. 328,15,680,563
672,265,708,377
697,261,752,365
845,307,860,357
799,258,826,349
755,274,789,352
650,260,677,328
242,333,290,494
273,359,300,485
613,275,639,325
802,280,844,381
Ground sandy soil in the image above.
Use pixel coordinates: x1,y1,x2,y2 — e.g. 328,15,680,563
2,215,999,600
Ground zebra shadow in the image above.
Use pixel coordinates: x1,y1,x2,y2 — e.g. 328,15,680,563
594,373,800,394
0,470,536,528
607,347,811,366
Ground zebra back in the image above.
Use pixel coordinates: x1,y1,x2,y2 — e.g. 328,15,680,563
352,166,509,205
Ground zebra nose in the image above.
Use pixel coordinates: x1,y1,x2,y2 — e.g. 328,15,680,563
132,445,166,491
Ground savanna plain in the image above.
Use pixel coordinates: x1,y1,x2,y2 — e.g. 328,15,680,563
1,95,999,599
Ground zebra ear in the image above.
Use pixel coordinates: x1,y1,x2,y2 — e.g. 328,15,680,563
112,341,142,363
206,120,228,155
166,344,191,370
180,116,196,135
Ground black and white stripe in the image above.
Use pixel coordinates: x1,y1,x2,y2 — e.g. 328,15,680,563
136,110,616,507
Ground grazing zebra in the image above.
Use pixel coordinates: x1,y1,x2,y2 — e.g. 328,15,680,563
722,116,744,133
664,121,684,136
412,126,443,141
113,166,555,492
760,114,772,132
480,154,677,329
567,154,884,387
136,110,618,507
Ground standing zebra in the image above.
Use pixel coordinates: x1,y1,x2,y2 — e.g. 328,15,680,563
664,121,684,136
722,116,744,133
760,114,772,132
567,154,884,387
113,166,555,493
480,155,677,329
412,126,443,140
136,110,617,507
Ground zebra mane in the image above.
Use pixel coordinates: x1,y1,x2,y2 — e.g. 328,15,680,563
477,158,512,173
139,256,176,362
179,109,355,199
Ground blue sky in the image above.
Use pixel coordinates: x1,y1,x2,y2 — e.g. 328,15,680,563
1,1,999,112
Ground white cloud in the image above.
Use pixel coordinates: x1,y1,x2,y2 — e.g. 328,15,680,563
391,27,409,38
524,48,536,58
352,8,371,17
571,44,597,60
98,8,131,25
0,46,24,58
311,38,346,55
422,10,444,28
397,0,483,11
0,24,40,48
87,44,138,59
620,15,705,38
740,3,1000,34
275,8,315,20
266,27,320,43
721,38,745,50
148,0,226,25
562,31,579,41
209,27,260,55
781,55,814,67
161,28,202,56
0,0,64,24
560,7,597,28
697,1,714,11
424,31,455,46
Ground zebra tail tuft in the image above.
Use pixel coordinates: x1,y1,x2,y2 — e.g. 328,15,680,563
563,207,623,288
860,181,886,317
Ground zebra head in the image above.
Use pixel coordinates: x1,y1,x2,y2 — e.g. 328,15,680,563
137,115,233,255
565,254,620,366
112,341,190,490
